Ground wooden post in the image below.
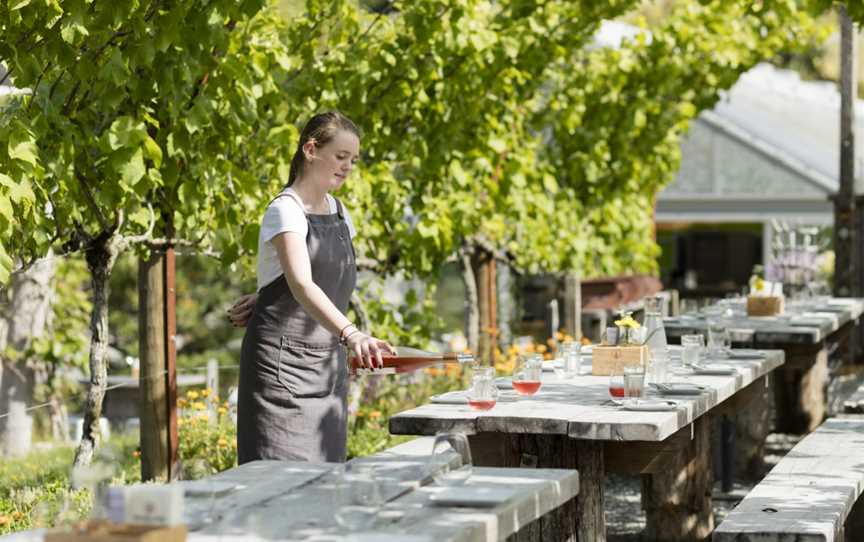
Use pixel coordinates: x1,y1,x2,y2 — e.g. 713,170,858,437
473,249,497,364
641,415,714,541
834,6,860,298
563,273,582,340
164,234,178,479
139,253,168,481
206,359,218,427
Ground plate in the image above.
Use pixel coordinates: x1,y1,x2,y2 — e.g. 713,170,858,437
651,382,706,395
495,377,513,389
178,480,238,497
692,365,737,376
620,399,678,412
428,486,517,507
727,350,766,360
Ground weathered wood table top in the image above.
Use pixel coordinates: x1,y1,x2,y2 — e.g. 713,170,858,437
390,348,784,442
182,457,579,542
664,297,864,345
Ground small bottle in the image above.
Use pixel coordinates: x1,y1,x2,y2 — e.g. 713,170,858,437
643,295,669,384
349,346,475,375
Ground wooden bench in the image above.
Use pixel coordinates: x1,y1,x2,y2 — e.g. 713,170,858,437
713,416,864,541
843,382,864,414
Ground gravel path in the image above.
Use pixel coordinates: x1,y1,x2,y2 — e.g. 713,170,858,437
604,432,802,541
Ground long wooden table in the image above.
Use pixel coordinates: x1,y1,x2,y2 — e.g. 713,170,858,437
183,457,578,541
0,456,579,542
664,297,864,435
390,348,784,541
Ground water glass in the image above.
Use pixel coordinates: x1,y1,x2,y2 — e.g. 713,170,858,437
512,355,543,396
707,322,731,359
467,366,498,411
608,370,625,404
334,465,382,531
429,433,473,486
623,365,646,403
554,342,581,379
681,334,705,370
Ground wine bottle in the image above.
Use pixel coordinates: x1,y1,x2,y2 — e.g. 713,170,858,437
349,346,475,375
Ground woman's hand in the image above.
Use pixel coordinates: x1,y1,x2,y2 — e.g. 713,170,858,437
346,331,396,370
227,293,258,327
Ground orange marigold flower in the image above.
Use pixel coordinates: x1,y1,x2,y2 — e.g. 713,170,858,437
536,345,547,353
132,450,141,458
0,515,9,526
368,410,382,419
11,511,22,520
217,438,228,447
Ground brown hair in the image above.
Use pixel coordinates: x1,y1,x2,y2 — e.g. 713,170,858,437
287,111,361,186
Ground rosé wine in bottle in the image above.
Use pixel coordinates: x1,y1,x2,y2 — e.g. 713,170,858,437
350,346,474,375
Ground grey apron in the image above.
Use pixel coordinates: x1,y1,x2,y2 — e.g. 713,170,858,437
237,195,356,464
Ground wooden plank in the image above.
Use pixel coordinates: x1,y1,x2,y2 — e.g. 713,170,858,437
713,417,864,542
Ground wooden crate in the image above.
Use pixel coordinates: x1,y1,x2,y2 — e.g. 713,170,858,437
591,345,648,375
746,295,784,317
45,522,186,542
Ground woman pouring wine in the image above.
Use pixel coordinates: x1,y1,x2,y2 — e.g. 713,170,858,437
227,111,395,464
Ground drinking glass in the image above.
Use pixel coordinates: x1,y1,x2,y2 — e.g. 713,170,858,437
681,334,705,371
608,369,625,405
467,366,498,411
512,355,543,396
707,321,731,360
554,342,581,379
334,464,383,531
429,433,473,486
623,365,646,403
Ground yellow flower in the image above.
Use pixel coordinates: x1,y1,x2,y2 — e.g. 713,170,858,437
217,438,228,447
178,398,189,409
536,344,547,353
614,315,641,329
0,515,9,526
192,401,207,411
368,410,382,420
201,388,211,398
755,277,765,292
186,390,199,400
132,450,141,458
217,407,228,415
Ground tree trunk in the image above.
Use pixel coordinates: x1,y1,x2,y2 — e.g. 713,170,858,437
0,254,55,457
74,233,123,468
460,245,480,355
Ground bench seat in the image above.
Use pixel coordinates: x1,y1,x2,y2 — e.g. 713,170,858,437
713,416,864,542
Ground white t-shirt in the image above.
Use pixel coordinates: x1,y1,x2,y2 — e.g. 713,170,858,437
256,187,357,291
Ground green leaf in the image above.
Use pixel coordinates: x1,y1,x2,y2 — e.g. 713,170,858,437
143,137,163,168
119,148,146,187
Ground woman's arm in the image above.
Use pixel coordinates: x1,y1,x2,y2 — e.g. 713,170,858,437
273,231,394,368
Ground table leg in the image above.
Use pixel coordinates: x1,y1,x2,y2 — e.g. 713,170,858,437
731,375,772,481
469,433,603,542
772,344,828,433
640,415,714,541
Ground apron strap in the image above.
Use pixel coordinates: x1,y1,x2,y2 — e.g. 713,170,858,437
333,196,346,220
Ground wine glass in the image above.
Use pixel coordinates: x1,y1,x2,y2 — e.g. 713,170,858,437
428,433,472,486
608,368,625,405
467,366,498,411
334,464,383,531
512,355,542,396
680,334,705,373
